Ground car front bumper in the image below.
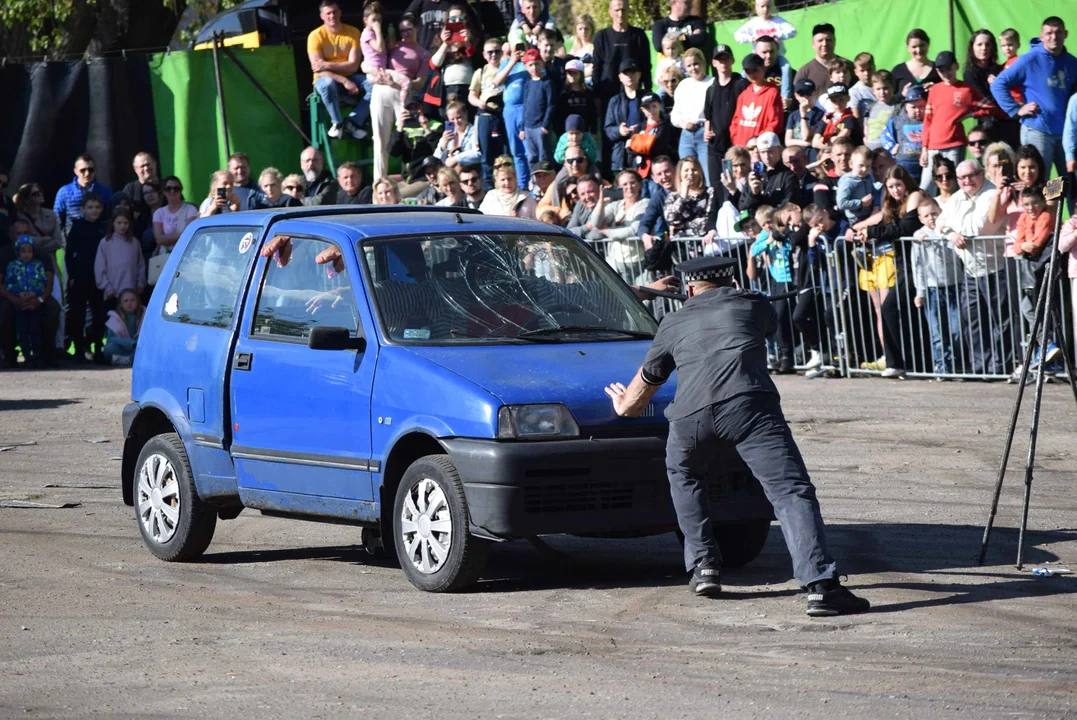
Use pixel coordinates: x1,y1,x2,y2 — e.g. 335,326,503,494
442,434,773,539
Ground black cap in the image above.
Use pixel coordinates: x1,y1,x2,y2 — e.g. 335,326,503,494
676,255,738,282
903,84,927,103
619,57,640,73
422,155,443,169
712,43,733,60
826,83,849,97
639,92,661,107
811,23,835,37
741,53,765,72
934,50,957,68
794,78,816,97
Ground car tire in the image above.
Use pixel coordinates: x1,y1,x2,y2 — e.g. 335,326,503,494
133,433,217,562
393,455,488,592
714,519,771,568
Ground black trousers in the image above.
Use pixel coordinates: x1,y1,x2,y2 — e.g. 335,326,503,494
793,287,836,355
0,296,60,365
665,393,838,586
67,276,105,356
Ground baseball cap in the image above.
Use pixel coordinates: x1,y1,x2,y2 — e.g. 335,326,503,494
530,161,554,175
741,53,764,72
934,50,957,68
756,131,782,151
639,92,661,107
712,44,733,60
903,84,927,103
619,57,640,73
811,23,835,37
565,114,585,132
826,83,849,97
422,155,443,169
523,48,541,64
794,78,816,97
565,58,584,73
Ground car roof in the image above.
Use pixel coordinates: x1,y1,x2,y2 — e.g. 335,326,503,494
189,205,567,241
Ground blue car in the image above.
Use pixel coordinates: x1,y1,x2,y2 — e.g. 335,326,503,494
121,207,772,591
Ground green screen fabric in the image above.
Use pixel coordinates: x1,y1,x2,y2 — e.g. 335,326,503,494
714,0,1061,80
149,45,306,201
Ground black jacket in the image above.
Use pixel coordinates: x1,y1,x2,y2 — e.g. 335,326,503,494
64,217,105,283
703,74,749,157
593,26,652,101
738,163,798,213
304,170,339,207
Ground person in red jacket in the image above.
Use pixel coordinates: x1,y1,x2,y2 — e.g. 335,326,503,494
919,50,1001,193
730,53,784,148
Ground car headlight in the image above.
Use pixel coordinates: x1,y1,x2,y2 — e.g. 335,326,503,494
497,404,580,440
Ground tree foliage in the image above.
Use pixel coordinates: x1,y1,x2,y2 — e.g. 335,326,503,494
552,0,757,37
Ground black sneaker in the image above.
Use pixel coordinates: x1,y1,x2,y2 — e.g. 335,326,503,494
806,579,870,617
689,561,721,597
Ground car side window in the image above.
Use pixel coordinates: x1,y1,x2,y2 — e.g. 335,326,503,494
252,236,360,340
162,227,259,329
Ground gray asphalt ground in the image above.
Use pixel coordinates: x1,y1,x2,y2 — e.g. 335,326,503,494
2,366,1076,719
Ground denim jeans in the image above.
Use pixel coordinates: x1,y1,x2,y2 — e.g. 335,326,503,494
925,284,962,374
665,393,837,585
523,126,550,165
677,126,710,184
313,73,370,127
502,103,530,190
962,270,1013,375
476,113,505,191
1020,125,1065,180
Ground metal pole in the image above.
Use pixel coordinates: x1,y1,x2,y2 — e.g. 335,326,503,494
220,45,313,146
211,32,231,160
979,265,1048,564
948,0,956,53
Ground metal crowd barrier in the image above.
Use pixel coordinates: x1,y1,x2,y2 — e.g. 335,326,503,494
585,233,1073,382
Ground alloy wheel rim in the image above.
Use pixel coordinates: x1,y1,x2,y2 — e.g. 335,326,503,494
137,453,181,544
400,477,453,574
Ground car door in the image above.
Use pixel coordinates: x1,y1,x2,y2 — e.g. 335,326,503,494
229,226,377,512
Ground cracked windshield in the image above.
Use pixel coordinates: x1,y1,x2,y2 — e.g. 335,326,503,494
362,234,658,343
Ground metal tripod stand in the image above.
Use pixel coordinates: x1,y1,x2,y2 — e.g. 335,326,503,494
980,176,1077,568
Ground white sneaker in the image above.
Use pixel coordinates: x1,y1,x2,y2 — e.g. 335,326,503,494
327,123,344,139
804,349,822,370
880,367,906,378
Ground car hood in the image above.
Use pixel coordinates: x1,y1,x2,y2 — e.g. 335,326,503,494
404,341,676,427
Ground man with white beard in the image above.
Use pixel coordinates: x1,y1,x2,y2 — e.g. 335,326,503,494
300,146,340,206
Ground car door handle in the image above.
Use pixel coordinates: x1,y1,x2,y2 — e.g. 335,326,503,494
234,352,252,371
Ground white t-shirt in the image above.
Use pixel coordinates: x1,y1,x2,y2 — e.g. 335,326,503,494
152,203,198,254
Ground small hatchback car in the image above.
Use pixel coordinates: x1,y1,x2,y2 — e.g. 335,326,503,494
122,207,772,591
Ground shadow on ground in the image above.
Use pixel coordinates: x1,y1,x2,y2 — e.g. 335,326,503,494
198,522,1077,603
0,398,81,411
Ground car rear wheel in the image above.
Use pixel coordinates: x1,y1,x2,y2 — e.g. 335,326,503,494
393,455,488,592
134,433,217,561
714,519,771,568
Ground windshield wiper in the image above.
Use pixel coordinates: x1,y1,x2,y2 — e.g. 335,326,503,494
517,325,655,340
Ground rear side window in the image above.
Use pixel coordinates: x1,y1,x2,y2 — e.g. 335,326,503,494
162,227,259,329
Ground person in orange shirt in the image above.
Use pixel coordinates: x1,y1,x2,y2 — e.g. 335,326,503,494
729,53,784,148
308,0,369,140
1014,185,1061,368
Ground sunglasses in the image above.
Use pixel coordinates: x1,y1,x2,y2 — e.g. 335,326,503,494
164,185,182,192
283,185,303,191
460,176,480,184
968,139,988,147
448,15,465,21
565,157,586,164
78,167,96,174
934,173,953,181
399,25,414,32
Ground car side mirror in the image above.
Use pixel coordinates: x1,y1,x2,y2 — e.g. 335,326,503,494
308,326,366,352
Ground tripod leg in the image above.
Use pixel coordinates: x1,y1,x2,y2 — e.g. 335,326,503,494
979,270,1050,564
1048,295,1077,408
1015,251,1063,569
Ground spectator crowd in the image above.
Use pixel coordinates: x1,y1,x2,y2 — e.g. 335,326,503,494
2,0,1077,382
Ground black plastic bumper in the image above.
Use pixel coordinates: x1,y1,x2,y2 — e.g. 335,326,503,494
442,436,773,539
122,402,139,439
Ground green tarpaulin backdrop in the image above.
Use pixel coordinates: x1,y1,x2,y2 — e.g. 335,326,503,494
148,45,306,202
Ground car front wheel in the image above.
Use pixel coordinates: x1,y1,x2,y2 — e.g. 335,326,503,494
393,455,488,592
134,433,217,561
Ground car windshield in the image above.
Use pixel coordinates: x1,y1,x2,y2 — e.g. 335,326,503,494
361,233,658,344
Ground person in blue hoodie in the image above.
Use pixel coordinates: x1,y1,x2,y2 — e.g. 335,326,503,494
991,17,1077,181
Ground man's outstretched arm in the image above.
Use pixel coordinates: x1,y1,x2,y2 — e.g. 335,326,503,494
605,369,662,418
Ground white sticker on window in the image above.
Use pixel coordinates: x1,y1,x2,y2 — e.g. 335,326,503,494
238,232,254,254
165,293,179,316
403,328,431,340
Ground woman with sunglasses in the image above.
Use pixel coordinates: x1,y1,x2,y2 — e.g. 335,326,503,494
152,176,198,256
282,175,307,202
14,184,62,257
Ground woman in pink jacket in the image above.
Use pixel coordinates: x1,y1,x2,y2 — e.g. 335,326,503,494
94,207,146,312
1058,215,1077,361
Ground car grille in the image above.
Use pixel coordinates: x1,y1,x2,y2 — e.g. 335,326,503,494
523,481,636,514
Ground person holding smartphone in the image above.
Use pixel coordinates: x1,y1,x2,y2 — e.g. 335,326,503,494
198,171,241,218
